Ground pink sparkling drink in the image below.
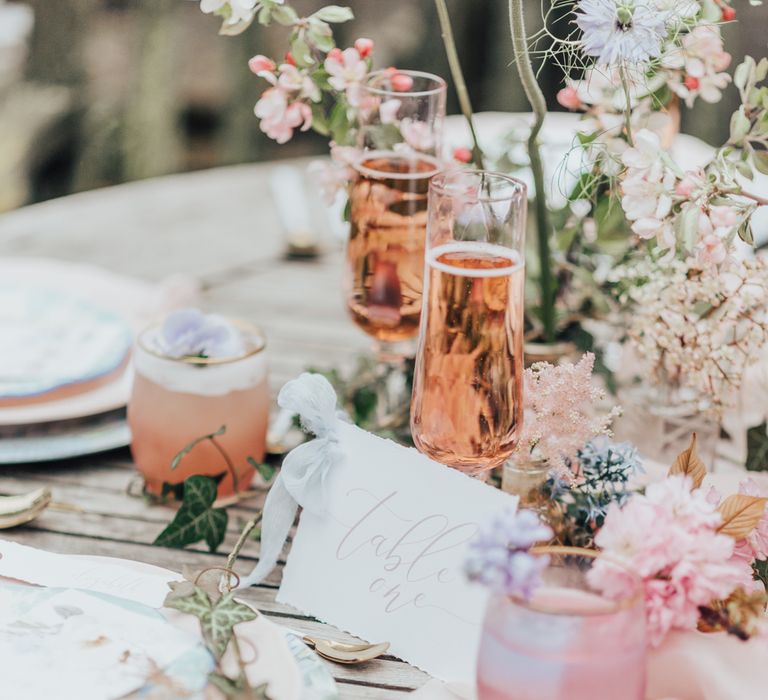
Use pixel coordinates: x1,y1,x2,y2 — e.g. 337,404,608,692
128,322,269,497
476,548,647,700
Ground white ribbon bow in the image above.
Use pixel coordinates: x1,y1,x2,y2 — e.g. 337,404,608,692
239,372,343,588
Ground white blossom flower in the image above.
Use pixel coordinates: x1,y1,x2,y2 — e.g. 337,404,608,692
379,98,401,125
325,47,367,96
575,0,669,66
625,258,768,411
199,0,279,33
663,25,732,107
399,118,436,152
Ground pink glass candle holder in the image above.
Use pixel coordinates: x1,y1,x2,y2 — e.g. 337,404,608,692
128,321,269,497
476,546,647,700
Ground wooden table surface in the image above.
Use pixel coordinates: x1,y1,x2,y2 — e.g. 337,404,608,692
0,161,430,698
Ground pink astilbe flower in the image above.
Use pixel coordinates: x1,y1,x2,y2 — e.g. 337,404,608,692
512,352,620,476
590,476,747,646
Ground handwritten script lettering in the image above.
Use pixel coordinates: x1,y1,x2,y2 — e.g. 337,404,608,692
336,488,479,616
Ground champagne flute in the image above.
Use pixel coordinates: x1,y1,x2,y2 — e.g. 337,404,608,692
410,170,527,474
345,69,446,353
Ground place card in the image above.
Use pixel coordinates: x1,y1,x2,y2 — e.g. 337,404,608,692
275,409,515,683
0,540,176,607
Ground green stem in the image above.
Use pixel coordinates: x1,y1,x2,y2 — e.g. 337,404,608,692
226,513,263,576
620,66,633,144
434,0,485,169
508,0,555,342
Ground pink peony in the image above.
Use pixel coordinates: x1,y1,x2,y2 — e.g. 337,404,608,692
590,476,746,647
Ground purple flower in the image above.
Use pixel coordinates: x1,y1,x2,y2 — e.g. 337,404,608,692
158,308,245,359
465,508,553,599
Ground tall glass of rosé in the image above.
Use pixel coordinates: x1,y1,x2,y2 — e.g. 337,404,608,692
128,321,269,497
345,69,446,351
410,170,527,475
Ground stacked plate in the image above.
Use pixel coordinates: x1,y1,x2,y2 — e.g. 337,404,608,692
0,258,194,464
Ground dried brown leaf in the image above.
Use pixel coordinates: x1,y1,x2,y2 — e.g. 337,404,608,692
668,433,707,489
717,494,768,539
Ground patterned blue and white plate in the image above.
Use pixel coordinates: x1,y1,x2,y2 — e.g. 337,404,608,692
0,286,132,403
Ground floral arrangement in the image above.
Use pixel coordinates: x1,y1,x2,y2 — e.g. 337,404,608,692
535,0,768,408
471,435,768,648
614,257,768,411
590,438,768,645
511,351,621,475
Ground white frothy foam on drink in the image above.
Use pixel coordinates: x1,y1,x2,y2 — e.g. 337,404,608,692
134,328,267,397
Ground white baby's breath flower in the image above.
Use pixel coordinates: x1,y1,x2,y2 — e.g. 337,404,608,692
575,0,669,66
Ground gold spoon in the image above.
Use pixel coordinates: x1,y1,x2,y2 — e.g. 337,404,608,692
302,635,390,664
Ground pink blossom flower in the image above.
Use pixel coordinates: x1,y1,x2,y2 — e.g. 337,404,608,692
248,54,276,75
453,146,473,163
330,142,360,167
269,64,320,102
354,37,374,58
325,47,367,98
697,234,727,266
664,24,732,107
386,68,414,92
675,177,695,198
308,160,351,205
400,118,435,152
709,205,738,229
254,90,311,144
557,85,582,110
379,98,401,125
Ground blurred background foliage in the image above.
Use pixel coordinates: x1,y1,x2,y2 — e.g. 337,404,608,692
2,0,767,212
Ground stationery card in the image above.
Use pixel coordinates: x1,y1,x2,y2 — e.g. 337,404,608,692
277,421,516,683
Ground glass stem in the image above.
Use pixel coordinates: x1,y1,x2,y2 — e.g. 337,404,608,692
508,0,556,343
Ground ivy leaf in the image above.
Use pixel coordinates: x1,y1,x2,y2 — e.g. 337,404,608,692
246,457,275,483
164,583,212,618
153,476,228,552
746,421,768,471
200,592,259,659
667,433,707,489
717,494,768,539
171,426,226,470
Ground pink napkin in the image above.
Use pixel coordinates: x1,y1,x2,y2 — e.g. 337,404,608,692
410,631,768,699
647,631,768,700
